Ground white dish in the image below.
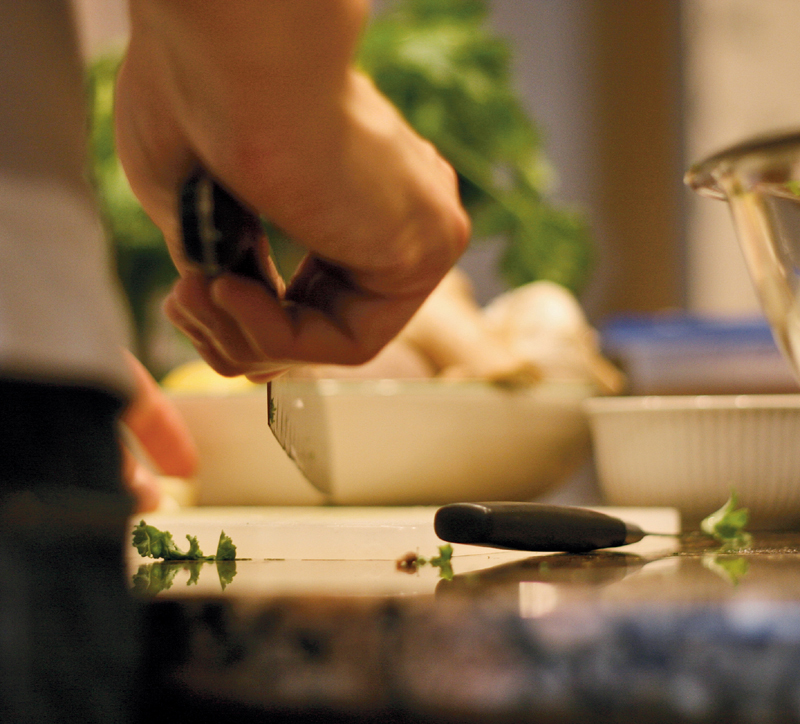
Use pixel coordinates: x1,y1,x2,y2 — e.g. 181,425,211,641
169,379,595,506
585,394,800,527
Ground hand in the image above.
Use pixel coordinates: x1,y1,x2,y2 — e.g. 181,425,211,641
120,351,198,511
115,1,470,381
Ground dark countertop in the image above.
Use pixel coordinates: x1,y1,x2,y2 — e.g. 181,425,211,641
131,508,800,723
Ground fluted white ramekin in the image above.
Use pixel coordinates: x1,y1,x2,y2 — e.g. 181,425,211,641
584,395,800,528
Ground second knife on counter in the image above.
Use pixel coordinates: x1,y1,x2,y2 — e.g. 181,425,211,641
434,502,670,553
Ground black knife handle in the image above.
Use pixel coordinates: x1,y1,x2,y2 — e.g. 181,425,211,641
434,502,644,553
180,169,268,284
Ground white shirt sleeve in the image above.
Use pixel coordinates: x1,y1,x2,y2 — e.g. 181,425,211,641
0,173,134,396
0,1,134,397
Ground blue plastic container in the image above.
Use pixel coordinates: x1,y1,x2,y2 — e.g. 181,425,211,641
600,314,799,395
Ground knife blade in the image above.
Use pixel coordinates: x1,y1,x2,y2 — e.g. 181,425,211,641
179,170,332,495
434,502,654,553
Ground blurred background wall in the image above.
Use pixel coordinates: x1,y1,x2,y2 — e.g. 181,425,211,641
72,0,800,324
483,0,685,322
682,0,800,315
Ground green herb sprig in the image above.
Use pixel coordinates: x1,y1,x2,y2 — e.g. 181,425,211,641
397,543,454,581
132,559,237,596
132,521,237,561
700,492,752,550
702,554,749,586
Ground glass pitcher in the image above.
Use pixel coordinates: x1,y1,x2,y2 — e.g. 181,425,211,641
686,131,800,380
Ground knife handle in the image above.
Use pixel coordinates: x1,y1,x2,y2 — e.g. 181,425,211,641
179,169,274,289
434,502,645,553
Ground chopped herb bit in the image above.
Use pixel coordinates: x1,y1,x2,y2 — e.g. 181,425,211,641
132,520,238,561
132,520,210,560
428,544,454,581
132,559,238,596
216,530,237,561
700,492,752,550
216,560,237,591
396,544,454,581
132,562,180,596
702,554,749,586
786,180,800,197
186,560,203,586
396,551,420,574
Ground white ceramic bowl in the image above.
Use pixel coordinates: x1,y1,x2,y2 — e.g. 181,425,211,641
584,394,800,527
169,379,595,506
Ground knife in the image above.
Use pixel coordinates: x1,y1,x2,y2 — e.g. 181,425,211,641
434,502,658,553
179,169,333,494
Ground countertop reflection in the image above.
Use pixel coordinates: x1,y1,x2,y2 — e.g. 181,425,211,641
134,507,800,723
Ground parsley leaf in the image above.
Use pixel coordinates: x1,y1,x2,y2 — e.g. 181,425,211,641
215,531,237,561
428,543,454,581
397,544,455,580
702,554,749,586
132,521,238,561
132,520,210,561
700,492,752,550
216,560,238,591
132,562,180,596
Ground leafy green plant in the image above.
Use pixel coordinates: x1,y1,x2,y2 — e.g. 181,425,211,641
87,0,592,369
358,0,592,290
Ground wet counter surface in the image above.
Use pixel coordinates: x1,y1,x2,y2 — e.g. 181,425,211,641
131,507,800,723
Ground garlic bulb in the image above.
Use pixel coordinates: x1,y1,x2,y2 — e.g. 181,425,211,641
286,271,621,393
398,268,542,386
483,281,625,394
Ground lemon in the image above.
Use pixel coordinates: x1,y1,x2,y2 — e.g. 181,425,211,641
160,359,260,393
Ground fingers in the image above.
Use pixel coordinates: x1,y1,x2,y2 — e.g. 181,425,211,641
163,272,295,377
121,447,163,513
121,350,198,478
212,264,429,366
164,259,429,375
164,272,266,371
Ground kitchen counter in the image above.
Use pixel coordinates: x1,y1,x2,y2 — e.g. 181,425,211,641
132,507,800,723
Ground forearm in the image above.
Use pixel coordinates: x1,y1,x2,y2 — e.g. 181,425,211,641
118,0,369,233
125,0,367,153
126,0,367,89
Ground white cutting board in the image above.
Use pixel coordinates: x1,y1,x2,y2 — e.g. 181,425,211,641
127,506,680,598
